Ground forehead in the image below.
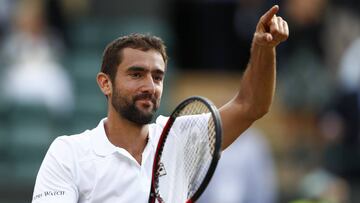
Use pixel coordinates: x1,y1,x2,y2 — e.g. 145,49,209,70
119,47,166,71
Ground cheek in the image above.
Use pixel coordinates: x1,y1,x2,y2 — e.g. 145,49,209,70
115,81,134,95
156,85,163,98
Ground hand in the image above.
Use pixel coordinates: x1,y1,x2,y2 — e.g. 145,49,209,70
253,5,289,47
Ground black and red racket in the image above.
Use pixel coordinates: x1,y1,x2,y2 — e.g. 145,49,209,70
149,96,222,203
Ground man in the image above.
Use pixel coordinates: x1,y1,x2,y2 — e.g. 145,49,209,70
32,5,288,203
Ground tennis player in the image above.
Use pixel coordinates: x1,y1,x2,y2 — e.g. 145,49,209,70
32,5,288,203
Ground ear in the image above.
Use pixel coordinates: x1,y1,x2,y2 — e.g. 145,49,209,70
97,72,112,96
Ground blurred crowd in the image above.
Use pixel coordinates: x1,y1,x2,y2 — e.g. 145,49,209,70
0,0,359,202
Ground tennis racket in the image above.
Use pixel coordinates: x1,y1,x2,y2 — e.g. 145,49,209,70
149,96,222,203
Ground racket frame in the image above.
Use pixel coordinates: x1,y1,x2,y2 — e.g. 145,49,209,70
149,96,222,203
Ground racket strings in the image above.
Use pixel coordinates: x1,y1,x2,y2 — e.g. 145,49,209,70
177,101,217,198
156,100,218,202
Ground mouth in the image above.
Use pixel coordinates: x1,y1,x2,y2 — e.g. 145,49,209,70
135,97,157,111
133,93,158,112
136,99,153,107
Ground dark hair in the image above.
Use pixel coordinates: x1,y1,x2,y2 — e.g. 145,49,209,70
100,33,168,82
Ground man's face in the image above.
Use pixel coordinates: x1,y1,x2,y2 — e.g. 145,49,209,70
110,48,165,125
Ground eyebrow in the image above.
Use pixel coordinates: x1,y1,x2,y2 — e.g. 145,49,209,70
127,66,165,75
127,66,146,72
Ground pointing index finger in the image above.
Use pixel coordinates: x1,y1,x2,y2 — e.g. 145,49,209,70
261,5,279,24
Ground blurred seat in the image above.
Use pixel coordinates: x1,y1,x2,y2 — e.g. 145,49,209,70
6,104,54,183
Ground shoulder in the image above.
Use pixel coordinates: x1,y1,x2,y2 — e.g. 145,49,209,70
46,129,93,162
39,129,96,180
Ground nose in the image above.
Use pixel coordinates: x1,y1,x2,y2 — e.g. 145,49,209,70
140,75,156,94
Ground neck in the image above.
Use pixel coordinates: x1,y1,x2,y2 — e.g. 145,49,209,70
104,110,149,164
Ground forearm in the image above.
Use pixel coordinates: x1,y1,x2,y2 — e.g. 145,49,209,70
236,42,276,120
220,44,276,149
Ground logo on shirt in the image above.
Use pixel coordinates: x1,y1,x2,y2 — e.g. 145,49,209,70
33,190,65,201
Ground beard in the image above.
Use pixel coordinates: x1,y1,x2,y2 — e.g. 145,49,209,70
111,88,159,125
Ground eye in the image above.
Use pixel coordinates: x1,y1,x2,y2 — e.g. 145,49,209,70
130,72,142,79
153,75,164,83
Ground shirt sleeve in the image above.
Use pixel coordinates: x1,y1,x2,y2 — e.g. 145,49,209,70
32,137,79,203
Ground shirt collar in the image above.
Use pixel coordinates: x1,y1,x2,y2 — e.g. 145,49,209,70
90,117,166,157
147,115,169,147
91,118,117,156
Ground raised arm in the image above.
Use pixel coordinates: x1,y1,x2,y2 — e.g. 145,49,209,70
220,5,289,149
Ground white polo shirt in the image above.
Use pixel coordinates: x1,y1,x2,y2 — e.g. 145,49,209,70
32,116,168,203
